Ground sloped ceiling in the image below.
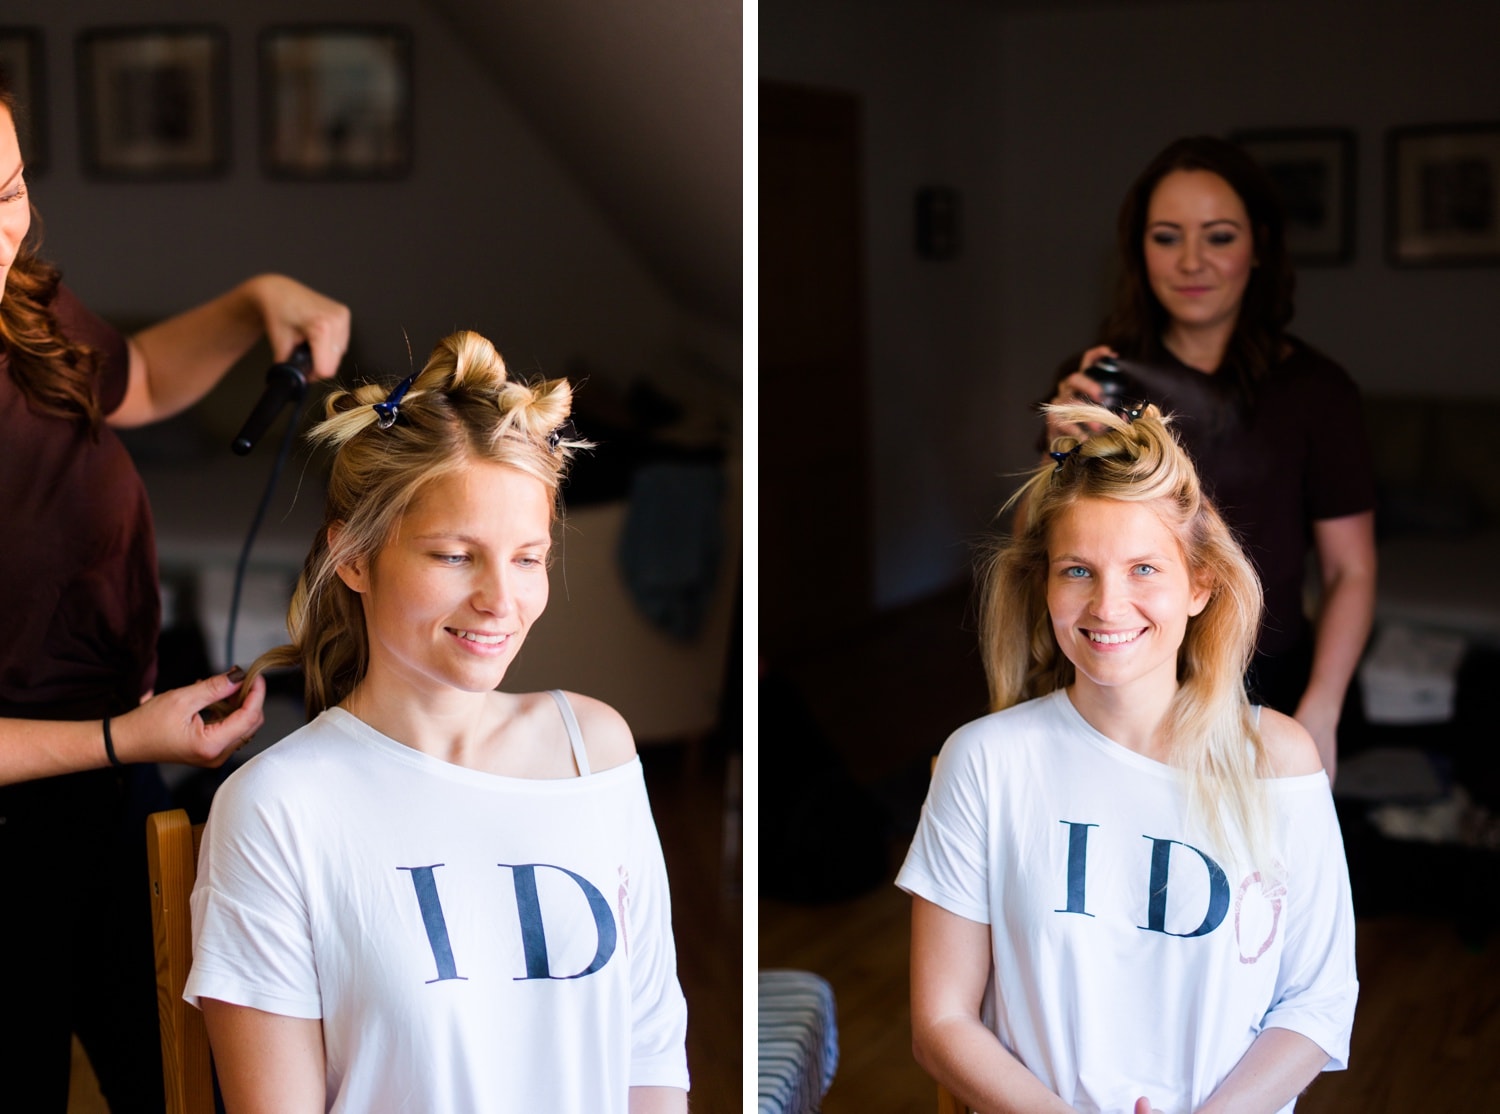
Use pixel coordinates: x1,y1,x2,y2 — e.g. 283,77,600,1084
426,0,743,332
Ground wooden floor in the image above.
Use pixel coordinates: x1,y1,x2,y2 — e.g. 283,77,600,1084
760,581,1500,1112
67,740,742,1113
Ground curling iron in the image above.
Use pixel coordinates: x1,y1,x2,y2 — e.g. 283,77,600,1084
232,342,312,455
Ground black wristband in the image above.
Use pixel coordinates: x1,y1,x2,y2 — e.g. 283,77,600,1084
102,715,123,768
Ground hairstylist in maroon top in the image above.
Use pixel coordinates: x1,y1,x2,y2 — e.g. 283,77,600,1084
0,88,349,1111
1043,136,1376,788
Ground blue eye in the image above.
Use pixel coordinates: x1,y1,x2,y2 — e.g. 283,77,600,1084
1062,566,1090,579
1133,564,1157,576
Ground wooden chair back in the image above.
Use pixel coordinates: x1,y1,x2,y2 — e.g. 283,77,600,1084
146,808,214,1114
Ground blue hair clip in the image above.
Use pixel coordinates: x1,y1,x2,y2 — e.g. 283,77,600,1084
373,373,417,430
547,418,577,452
1049,446,1079,472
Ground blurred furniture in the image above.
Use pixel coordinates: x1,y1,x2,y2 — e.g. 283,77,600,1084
1364,394,1500,644
937,1081,966,1113
757,969,839,1114
146,809,214,1114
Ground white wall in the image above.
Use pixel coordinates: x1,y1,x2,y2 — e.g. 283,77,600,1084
7,0,718,398
763,0,1500,609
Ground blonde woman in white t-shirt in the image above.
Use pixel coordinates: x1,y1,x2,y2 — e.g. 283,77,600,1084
185,331,689,1114
899,402,1356,1114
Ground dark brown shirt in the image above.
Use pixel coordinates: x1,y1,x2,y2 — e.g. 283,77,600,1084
0,285,158,720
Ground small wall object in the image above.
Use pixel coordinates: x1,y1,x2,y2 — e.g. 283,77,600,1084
260,25,412,181
916,186,960,260
1387,121,1500,266
78,26,228,179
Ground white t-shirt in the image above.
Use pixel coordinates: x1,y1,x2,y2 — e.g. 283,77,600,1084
185,703,689,1113
896,690,1357,1114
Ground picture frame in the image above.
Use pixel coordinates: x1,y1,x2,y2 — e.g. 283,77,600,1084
0,28,45,175
260,26,412,180
1231,128,1356,266
1387,122,1500,266
77,27,228,180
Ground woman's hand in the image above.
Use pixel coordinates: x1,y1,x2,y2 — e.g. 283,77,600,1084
111,669,267,767
1045,345,1119,445
1134,1098,1164,1114
242,274,351,382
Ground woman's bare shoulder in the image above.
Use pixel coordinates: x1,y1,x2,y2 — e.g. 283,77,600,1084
1258,707,1324,778
558,691,638,772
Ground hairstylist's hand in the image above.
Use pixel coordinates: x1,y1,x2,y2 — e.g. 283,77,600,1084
1046,344,1119,445
1134,1098,1164,1114
244,274,352,383
109,669,267,767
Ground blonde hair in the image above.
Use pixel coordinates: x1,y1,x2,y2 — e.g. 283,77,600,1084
981,402,1269,863
244,330,588,716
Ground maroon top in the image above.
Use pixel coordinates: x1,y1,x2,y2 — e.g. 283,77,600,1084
0,285,159,720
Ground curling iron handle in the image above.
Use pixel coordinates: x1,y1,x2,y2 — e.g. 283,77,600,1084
231,342,312,456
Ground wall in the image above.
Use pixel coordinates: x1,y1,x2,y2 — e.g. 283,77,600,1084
762,0,1500,609
761,0,1010,609
5,0,721,404
994,0,1500,474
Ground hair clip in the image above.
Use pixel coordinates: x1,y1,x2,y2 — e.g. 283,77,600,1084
1116,402,1145,423
1049,446,1079,472
547,418,577,452
373,373,417,430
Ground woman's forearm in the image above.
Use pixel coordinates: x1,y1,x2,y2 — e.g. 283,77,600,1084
0,716,115,784
1298,512,1377,778
0,671,264,785
114,273,349,427
1194,1027,1330,1114
914,1013,1076,1114
628,1086,688,1113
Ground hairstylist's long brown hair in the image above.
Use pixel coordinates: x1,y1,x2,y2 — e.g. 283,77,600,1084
0,85,105,429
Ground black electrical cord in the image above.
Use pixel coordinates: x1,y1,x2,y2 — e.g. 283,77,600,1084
225,392,307,670
224,343,312,668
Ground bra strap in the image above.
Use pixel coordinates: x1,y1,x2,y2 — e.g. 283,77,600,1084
547,689,590,777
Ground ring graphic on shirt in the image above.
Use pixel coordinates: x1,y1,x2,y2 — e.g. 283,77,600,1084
1234,870,1286,964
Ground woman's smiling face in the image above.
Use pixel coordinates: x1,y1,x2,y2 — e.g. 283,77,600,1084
337,460,553,701
1046,496,1209,704
1143,168,1255,341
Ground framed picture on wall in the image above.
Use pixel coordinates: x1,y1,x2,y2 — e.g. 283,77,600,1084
0,28,45,175
1387,122,1500,266
77,27,228,179
1231,128,1356,266
260,26,412,180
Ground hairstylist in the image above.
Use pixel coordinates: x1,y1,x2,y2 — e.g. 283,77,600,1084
0,88,349,1112
1044,135,1376,784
